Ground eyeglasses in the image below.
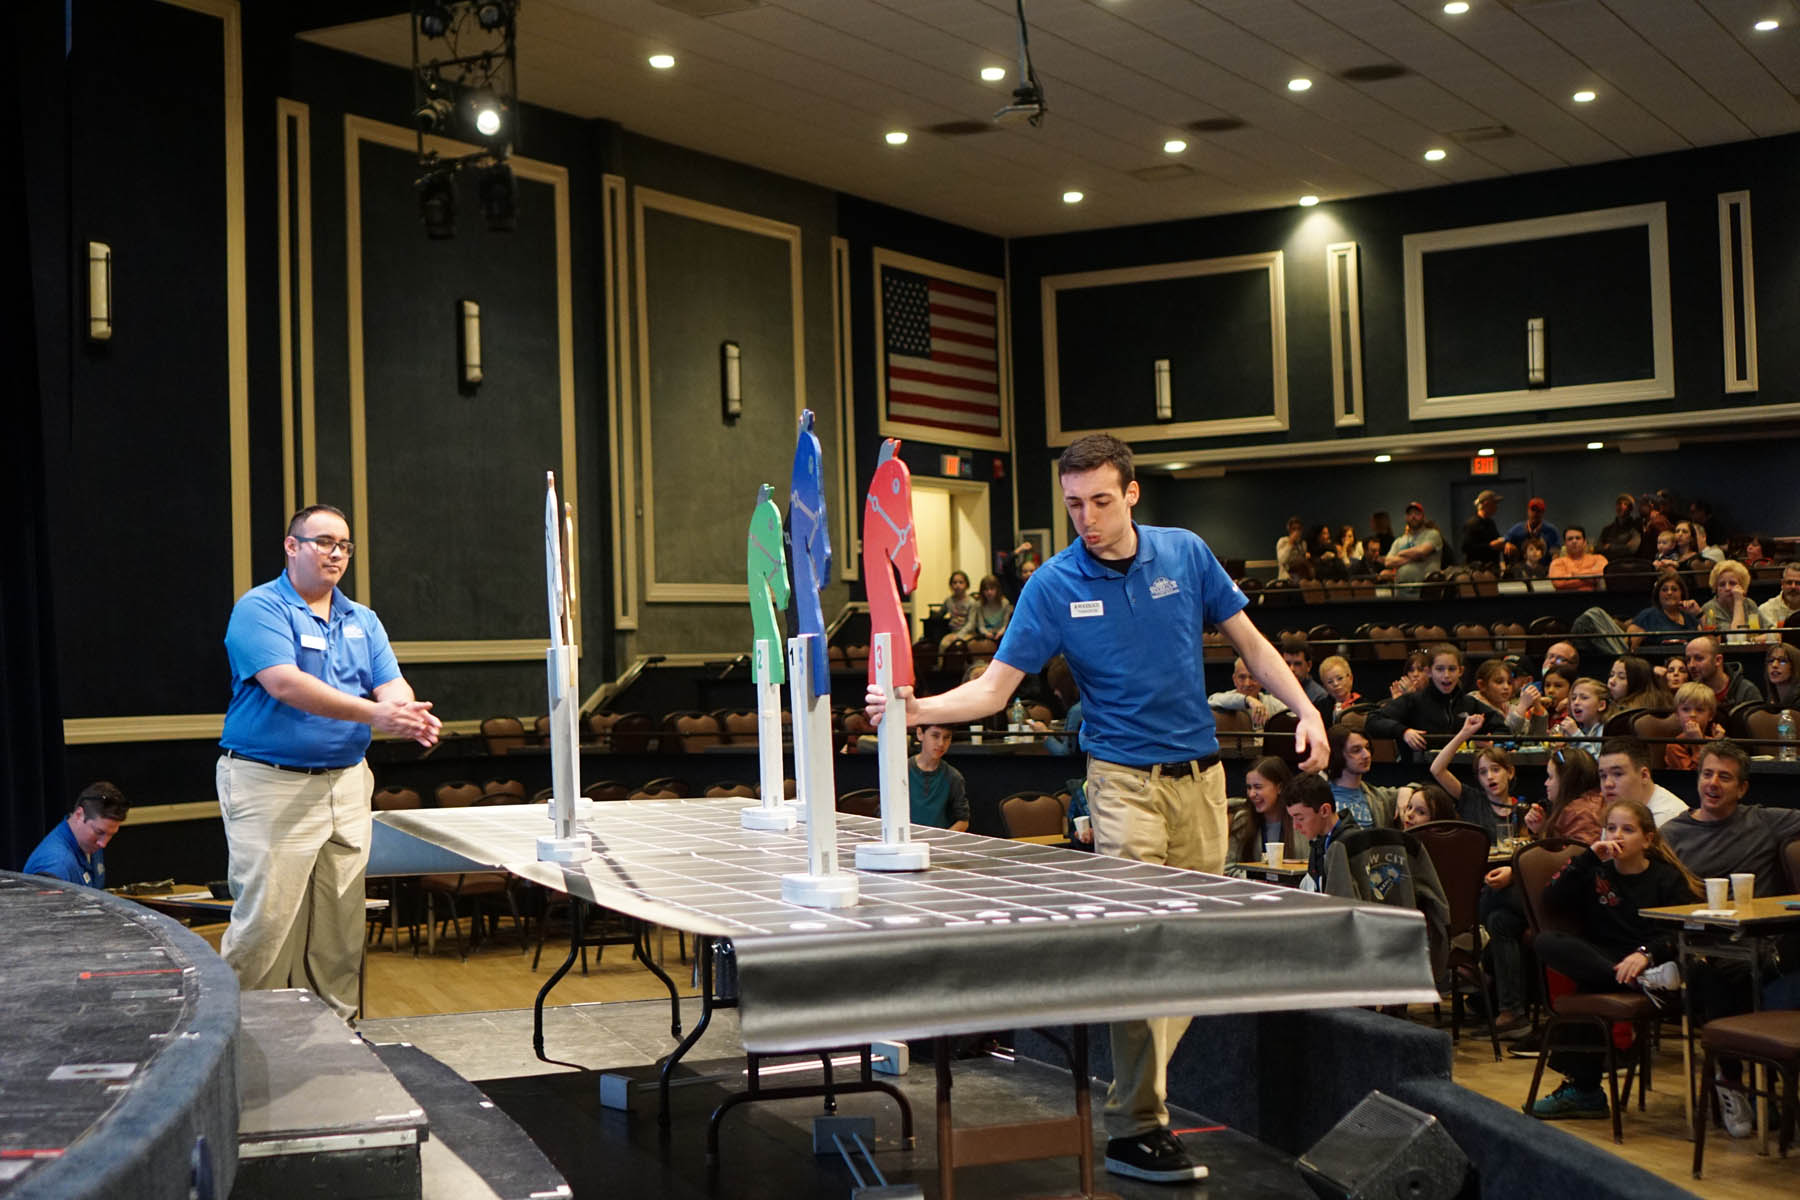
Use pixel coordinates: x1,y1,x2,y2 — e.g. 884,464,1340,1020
294,535,355,558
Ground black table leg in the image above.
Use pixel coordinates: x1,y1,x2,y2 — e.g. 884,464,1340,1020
632,920,683,1038
658,938,716,1132
532,899,585,1062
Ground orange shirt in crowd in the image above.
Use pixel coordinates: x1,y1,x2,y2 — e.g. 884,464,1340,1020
1549,551,1608,591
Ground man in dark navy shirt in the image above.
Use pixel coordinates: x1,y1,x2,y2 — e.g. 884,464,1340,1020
22,782,130,889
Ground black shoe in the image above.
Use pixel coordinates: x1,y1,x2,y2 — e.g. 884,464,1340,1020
1104,1128,1209,1183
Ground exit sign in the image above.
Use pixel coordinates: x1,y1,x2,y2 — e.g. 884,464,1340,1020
1470,454,1499,476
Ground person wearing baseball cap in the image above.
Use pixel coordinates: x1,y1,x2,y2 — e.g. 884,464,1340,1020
1503,496,1561,562
1383,500,1443,587
1598,492,1642,559
1461,488,1506,569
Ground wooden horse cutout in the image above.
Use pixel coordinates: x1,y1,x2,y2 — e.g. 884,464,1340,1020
741,483,796,831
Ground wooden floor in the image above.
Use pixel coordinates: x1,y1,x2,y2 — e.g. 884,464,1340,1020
188,916,1795,1197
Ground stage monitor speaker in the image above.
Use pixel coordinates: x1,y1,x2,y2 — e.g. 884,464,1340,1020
1296,1090,1468,1200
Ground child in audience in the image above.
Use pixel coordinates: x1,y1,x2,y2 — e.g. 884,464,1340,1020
1529,797,1701,1120
1606,654,1668,713
1552,677,1609,755
1651,527,1682,571
1396,782,1456,829
1387,650,1431,700
937,571,975,651
1317,655,1361,724
1230,757,1307,865
1508,537,1549,581
1282,773,1353,892
1430,711,1526,843
956,574,1012,642
1325,724,1395,827
1465,657,1539,735
1699,560,1769,644
1367,643,1478,760
1665,682,1726,769
1659,654,1688,690
1765,643,1800,708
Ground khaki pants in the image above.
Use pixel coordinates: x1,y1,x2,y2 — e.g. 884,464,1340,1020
1086,756,1227,1138
217,755,373,1021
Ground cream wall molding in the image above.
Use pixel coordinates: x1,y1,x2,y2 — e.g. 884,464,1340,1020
65,714,225,745
603,174,639,629
1718,191,1759,395
276,97,317,515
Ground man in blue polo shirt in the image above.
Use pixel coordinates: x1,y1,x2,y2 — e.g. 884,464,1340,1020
866,434,1326,1185
22,781,130,888
217,504,440,1021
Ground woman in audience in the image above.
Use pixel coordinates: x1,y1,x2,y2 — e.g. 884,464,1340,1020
1765,643,1800,708
1395,782,1457,829
956,574,1012,642
1552,678,1610,755
1659,653,1688,691
1310,523,1349,581
1606,654,1668,713
1626,570,1700,650
1231,757,1307,866
1429,711,1526,843
1528,796,1701,1120
1337,524,1362,564
1699,559,1769,643
1738,533,1773,568
1317,655,1361,724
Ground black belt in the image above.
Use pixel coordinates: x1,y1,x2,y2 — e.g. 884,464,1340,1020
224,749,357,775
1101,754,1220,778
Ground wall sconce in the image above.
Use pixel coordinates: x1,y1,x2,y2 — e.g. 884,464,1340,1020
721,339,742,422
1154,358,1172,420
87,241,112,342
1525,316,1546,387
459,299,482,389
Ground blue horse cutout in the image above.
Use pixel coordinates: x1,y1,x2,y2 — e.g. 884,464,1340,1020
788,409,833,696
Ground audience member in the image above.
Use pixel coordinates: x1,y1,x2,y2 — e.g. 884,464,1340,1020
1639,493,1672,541
1349,537,1385,578
1552,677,1609,755
996,540,1037,601
1535,664,1578,726
1504,497,1562,561
1277,633,1333,710
1664,682,1726,771
1659,654,1688,690
1366,643,1477,758
21,781,130,888
1542,640,1580,675
1596,737,1688,827
1324,724,1396,828
1282,772,1356,892
1764,643,1800,708
937,570,975,650
908,721,969,831
1316,655,1361,725
1692,522,1726,565
1528,797,1700,1121
1369,510,1395,557
1670,521,1708,570
1525,745,1605,843
1336,525,1363,564
956,574,1012,642
1276,516,1308,582
1597,493,1642,560
1397,783,1457,829
1507,536,1549,581
1547,525,1607,591
1756,561,1800,628
1388,650,1430,699
1383,501,1443,586
1466,657,1537,736
1208,657,1289,729
1460,489,1505,568
1736,533,1773,568
1626,570,1700,650
1429,712,1525,843
1699,560,1769,643
1230,757,1307,866
1686,636,1762,708
1650,528,1683,572
1606,654,1668,713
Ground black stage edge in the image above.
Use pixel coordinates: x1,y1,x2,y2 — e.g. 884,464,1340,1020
0,871,239,1200
1018,1008,1696,1200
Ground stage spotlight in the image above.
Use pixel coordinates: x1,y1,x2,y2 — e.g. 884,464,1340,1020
413,93,453,133
480,163,518,232
418,3,453,38
470,93,507,139
475,1,512,31
417,170,456,239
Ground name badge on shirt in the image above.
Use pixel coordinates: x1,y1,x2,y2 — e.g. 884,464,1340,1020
1070,600,1104,618
299,633,327,651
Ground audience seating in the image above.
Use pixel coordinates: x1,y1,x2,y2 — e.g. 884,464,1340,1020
582,780,630,802
1728,701,1781,747
1455,623,1493,656
1516,841,1655,1144
963,636,998,661
482,778,526,800
910,638,939,675
1202,632,1233,662
704,782,758,798
1692,1012,1800,1175
480,716,528,755
1628,710,1681,769
533,714,553,744
999,791,1067,838
588,711,656,753
637,776,689,798
1411,820,1503,1062
1490,621,1527,654
1260,711,1301,766
715,709,759,744
1026,703,1054,725
1213,707,1255,758
417,870,524,960
1413,623,1451,650
1370,625,1408,660
532,787,553,804
836,788,882,818
844,643,870,672
434,781,484,808
1528,616,1569,638
373,786,421,811
662,711,724,753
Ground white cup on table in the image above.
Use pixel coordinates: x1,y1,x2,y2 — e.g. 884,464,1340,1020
1265,841,1284,868
1731,873,1756,906
1704,877,1730,910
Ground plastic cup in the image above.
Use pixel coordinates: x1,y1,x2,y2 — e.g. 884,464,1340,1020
1731,873,1756,906
1705,878,1729,910
1073,815,1091,837
1265,841,1284,868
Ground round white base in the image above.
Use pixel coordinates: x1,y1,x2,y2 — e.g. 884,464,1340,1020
536,833,593,863
780,872,860,909
788,799,810,824
855,841,931,871
740,804,798,832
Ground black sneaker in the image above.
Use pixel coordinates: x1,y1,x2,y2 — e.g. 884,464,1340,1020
1104,1127,1209,1183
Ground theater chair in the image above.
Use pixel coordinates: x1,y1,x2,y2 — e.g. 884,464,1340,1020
1410,820,1503,1062
1000,791,1067,839
836,789,882,818
480,715,528,755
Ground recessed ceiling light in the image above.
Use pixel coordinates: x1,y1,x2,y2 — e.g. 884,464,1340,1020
1288,77,1313,92
1572,89,1597,103
1587,441,1604,450
1374,454,1392,463
1298,194,1320,207
1163,138,1188,154
1755,19,1780,32
648,53,675,70
980,65,1007,82
1164,462,1191,471
1062,190,1085,204
1424,147,1447,161
1443,2,1470,13
884,130,908,145
1476,447,1495,456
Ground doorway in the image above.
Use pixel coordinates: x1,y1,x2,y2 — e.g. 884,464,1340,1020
908,479,991,640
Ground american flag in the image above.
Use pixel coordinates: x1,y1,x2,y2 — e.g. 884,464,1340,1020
883,266,1001,437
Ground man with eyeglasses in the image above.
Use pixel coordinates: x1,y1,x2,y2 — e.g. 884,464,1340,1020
22,781,130,888
216,504,440,1021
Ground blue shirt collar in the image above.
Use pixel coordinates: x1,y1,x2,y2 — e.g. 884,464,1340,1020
1072,522,1158,579
274,571,353,621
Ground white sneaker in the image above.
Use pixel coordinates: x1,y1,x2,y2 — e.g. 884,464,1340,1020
1637,960,1680,993
1715,1081,1753,1139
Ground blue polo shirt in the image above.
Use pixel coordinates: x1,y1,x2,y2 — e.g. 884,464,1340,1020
22,820,104,888
221,573,401,768
996,523,1246,765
